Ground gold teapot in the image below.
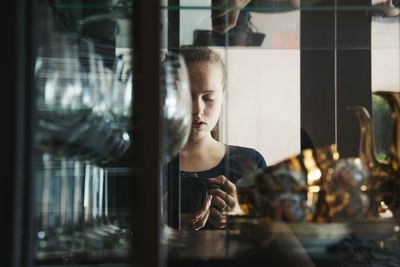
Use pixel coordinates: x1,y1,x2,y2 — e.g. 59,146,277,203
372,91,400,219
347,105,393,218
235,92,400,223
373,91,400,175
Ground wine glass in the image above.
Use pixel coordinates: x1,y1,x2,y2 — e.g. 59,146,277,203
35,153,76,261
34,33,93,155
160,52,192,163
110,53,133,127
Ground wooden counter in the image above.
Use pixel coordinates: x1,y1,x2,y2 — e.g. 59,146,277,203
165,219,400,267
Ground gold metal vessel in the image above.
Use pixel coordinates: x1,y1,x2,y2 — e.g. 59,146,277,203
235,91,400,223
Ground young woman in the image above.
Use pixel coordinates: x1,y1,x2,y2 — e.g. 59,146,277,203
179,47,267,230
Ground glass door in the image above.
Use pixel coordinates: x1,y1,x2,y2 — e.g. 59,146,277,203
31,0,134,264
162,1,400,266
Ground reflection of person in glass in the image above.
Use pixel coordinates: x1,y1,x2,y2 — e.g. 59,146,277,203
211,0,319,35
211,0,399,35
179,47,267,230
372,0,400,17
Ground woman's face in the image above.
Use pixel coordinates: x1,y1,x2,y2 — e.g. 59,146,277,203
187,62,224,141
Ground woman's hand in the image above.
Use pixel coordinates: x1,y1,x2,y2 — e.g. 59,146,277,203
211,0,252,34
181,195,213,231
207,175,243,229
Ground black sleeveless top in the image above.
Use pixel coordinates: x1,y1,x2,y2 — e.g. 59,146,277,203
181,145,267,184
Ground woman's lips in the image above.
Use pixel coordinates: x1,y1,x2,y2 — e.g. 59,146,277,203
192,121,206,129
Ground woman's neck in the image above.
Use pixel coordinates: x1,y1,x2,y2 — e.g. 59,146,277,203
183,134,216,152
180,134,226,172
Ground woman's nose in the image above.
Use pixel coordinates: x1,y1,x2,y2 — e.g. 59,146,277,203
192,97,204,115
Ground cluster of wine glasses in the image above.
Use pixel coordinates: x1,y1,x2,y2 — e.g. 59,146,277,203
35,153,131,262
34,33,131,161
33,33,133,262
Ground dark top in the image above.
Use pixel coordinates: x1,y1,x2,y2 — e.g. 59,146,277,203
181,145,267,184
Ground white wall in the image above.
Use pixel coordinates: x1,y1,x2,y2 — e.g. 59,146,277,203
221,49,300,165
371,18,400,92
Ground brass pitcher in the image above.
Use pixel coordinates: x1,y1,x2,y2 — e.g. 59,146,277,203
373,91,400,174
347,106,393,218
372,91,400,214
234,101,400,223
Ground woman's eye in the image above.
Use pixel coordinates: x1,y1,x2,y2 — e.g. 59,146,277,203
203,96,214,102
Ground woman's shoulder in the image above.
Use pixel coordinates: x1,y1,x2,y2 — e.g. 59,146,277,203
226,144,267,168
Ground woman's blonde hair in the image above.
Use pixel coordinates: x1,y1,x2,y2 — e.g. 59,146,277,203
180,46,225,140
180,46,227,89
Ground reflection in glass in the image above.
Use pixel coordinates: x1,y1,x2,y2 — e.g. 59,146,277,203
161,52,192,163
33,32,133,262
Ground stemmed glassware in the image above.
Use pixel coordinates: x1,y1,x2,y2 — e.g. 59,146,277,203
34,33,133,262
34,33,91,261
110,53,133,126
34,34,194,263
160,52,192,164
35,34,92,156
